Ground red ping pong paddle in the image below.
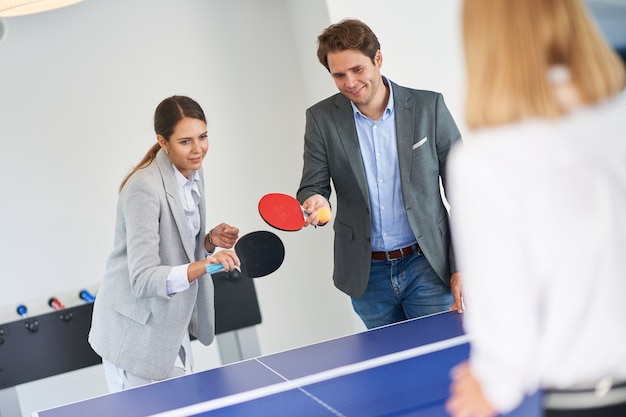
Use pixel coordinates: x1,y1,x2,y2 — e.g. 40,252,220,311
258,193,307,232
206,230,285,278
258,193,332,232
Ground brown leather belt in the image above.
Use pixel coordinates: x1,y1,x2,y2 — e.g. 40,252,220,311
371,244,420,261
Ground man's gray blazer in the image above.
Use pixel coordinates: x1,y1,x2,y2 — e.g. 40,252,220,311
89,149,214,380
297,81,461,299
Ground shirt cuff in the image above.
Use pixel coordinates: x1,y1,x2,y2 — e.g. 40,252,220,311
166,264,191,295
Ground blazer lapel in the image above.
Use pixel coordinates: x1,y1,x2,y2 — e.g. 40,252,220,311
156,150,196,263
333,95,370,204
196,168,207,260
393,83,416,189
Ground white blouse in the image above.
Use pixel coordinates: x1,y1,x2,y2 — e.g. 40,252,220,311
447,93,626,412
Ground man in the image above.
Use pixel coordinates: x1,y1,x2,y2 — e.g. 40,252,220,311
297,19,463,329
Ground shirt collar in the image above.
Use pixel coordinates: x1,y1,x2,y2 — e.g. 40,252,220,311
172,164,200,191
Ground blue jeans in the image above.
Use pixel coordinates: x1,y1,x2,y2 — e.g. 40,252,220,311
351,251,452,329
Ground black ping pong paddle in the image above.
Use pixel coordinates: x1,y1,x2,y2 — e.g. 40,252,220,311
206,230,285,278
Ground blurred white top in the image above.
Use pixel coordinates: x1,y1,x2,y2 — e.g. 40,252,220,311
447,92,626,412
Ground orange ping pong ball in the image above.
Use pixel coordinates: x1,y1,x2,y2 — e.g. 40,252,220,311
316,207,332,223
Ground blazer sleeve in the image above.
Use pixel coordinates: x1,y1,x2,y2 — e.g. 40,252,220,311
120,173,173,299
297,105,334,203
434,93,462,273
434,93,462,197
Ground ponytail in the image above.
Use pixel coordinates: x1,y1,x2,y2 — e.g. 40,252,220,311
119,143,161,193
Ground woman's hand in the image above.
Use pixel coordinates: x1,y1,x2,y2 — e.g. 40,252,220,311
207,223,240,250
206,249,240,272
446,361,498,417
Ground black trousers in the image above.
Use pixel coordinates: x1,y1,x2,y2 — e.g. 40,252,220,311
545,402,626,417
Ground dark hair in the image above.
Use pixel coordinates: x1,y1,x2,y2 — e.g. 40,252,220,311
119,96,206,192
316,19,381,71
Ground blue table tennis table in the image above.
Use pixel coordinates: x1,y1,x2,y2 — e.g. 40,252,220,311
33,311,541,417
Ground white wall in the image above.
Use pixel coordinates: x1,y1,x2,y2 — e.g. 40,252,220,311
0,0,467,415
326,0,466,132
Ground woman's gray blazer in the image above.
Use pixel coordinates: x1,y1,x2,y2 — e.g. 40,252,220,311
89,149,214,380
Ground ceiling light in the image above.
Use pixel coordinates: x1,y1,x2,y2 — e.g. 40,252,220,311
0,0,83,17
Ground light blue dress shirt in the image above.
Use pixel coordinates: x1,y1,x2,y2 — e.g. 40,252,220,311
351,77,417,252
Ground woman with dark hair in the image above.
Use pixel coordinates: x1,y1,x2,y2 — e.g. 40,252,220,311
89,95,240,392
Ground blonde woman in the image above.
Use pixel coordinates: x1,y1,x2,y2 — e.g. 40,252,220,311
446,1,626,416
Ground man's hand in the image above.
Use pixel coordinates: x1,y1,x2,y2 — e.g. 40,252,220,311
449,272,464,313
302,195,331,227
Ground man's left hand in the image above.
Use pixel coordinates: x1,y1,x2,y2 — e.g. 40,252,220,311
449,272,463,313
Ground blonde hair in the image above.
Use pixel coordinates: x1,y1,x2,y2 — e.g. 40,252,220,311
463,0,626,129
